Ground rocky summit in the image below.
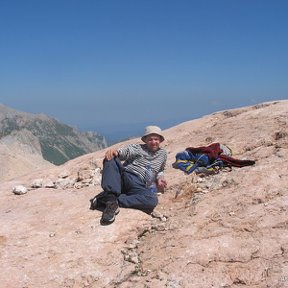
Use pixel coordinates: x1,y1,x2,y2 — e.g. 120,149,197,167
0,100,287,288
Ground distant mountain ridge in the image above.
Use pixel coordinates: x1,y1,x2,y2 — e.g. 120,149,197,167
0,104,107,169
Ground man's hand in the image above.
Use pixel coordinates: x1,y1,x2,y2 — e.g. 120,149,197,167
105,149,118,161
157,178,167,190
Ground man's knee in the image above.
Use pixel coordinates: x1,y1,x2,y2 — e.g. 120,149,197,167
103,157,123,173
144,193,158,211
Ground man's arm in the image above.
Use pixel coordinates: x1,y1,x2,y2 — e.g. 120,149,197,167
156,150,168,190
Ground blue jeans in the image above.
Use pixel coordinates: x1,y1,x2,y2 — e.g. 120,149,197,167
100,158,158,213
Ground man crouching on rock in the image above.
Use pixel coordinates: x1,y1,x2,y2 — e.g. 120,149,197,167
90,125,168,225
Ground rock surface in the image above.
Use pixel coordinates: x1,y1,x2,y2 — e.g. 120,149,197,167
0,100,287,288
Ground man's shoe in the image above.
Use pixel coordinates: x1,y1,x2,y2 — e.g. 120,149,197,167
101,200,120,225
90,195,106,210
90,191,110,211
90,197,99,210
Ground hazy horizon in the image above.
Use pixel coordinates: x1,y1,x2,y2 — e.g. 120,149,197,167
2,99,286,144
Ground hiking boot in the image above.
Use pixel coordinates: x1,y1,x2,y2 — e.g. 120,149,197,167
90,195,106,210
101,200,120,225
90,191,111,211
90,197,99,210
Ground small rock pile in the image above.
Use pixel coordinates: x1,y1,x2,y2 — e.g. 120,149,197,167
12,166,102,195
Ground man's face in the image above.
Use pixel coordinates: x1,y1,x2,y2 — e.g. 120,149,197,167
144,134,161,152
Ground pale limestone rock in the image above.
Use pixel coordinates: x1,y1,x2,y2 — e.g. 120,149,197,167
12,185,28,195
76,167,101,188
77,169,94,181
55,177,76,189
43,179,56,188
91,167,102,185
31,178,43,188
58,170,70,179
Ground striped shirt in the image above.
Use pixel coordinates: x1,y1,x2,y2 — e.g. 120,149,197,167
117,143,167,185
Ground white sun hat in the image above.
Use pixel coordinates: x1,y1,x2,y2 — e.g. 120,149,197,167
141,125,165,142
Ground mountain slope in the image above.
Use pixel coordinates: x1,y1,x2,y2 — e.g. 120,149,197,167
0,104,107,180
0,100,287,288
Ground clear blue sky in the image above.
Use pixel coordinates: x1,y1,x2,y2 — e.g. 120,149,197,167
0,0,287,141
